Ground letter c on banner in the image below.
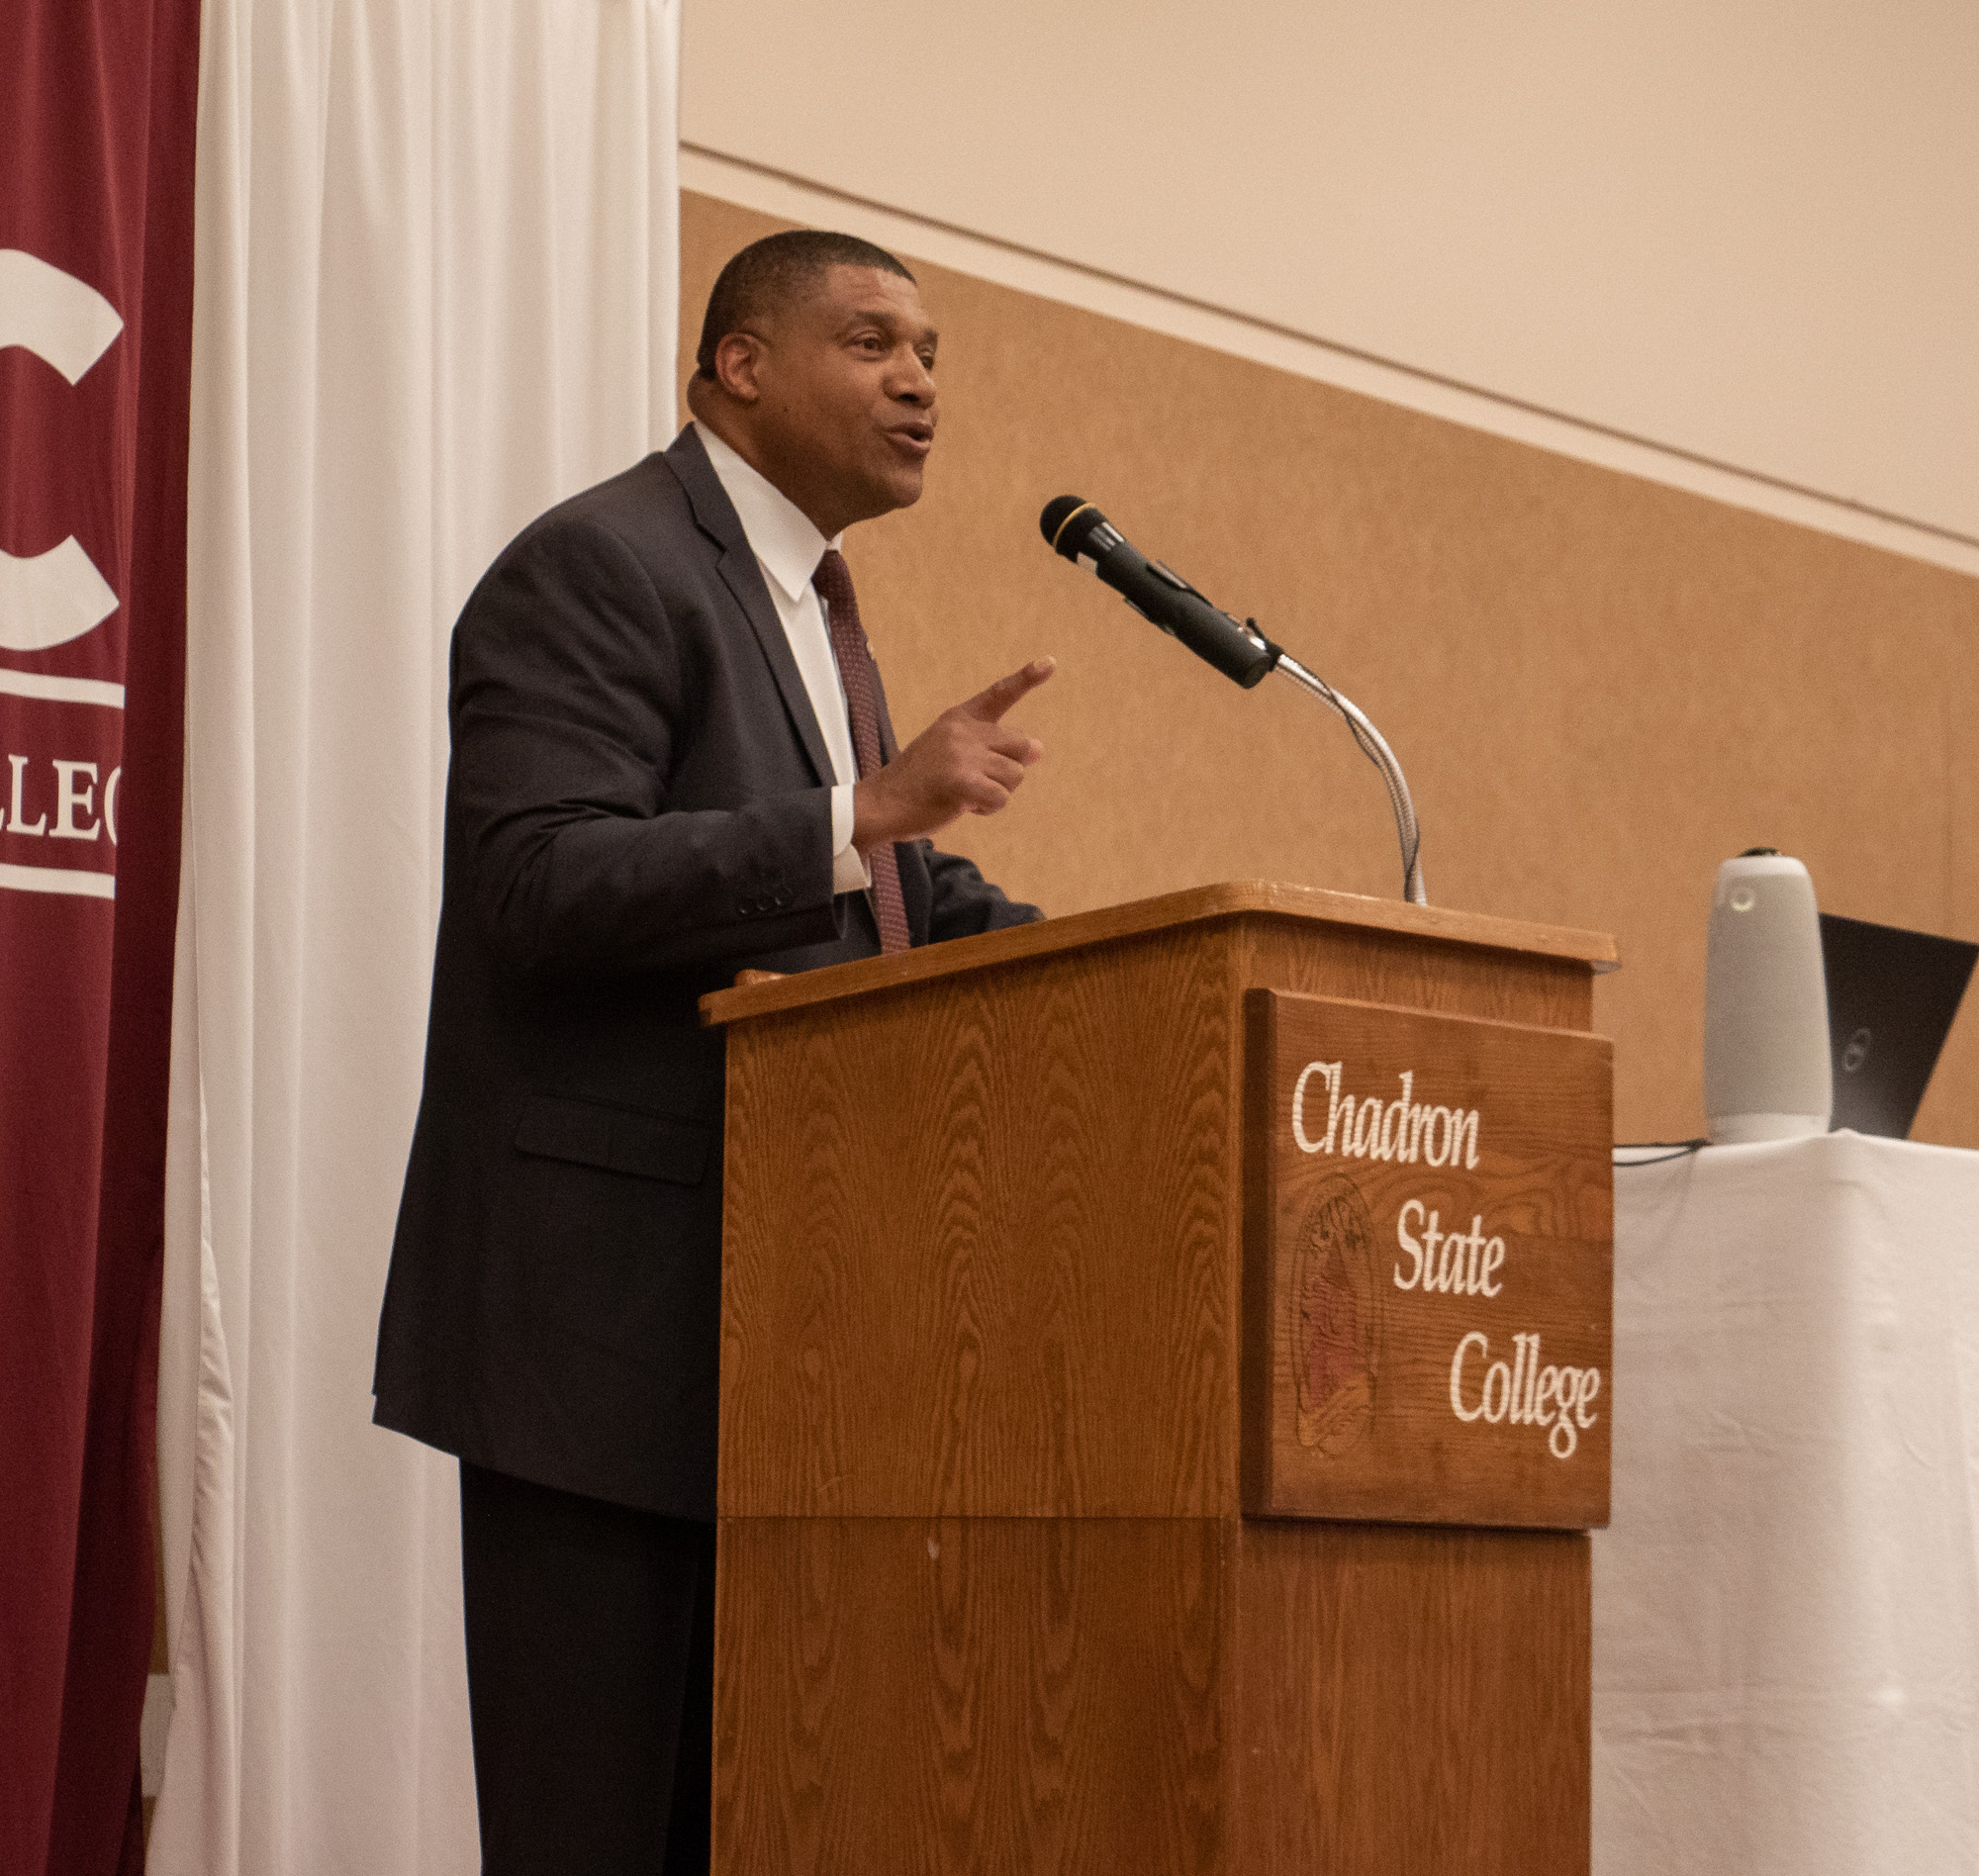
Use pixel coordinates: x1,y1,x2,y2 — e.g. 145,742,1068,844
0,248,124,653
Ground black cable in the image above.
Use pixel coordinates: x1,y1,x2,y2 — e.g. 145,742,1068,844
1613,1139,1708,1166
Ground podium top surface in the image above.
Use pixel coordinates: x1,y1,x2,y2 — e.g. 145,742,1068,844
701,880,1618,1028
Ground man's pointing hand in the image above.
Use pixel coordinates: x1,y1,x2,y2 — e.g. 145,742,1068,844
852,657,1055,851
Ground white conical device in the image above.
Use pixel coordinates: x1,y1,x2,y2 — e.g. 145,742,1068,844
1703,850,1832,1145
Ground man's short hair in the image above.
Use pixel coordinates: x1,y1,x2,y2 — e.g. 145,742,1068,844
694,231,915,379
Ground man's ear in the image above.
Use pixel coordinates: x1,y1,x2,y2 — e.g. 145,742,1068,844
712,330,766,405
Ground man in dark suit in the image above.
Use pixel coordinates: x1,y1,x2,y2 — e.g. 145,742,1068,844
372,231,1052,1874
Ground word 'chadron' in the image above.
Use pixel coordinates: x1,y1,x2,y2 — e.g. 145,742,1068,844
1291,1064,1479,1170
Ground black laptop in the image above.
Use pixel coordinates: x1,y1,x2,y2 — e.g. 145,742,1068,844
1820,913,1978,1137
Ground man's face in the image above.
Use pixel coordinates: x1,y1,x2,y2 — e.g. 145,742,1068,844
724,265,939,538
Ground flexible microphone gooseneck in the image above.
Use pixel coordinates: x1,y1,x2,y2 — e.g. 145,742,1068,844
1040,496,1428,906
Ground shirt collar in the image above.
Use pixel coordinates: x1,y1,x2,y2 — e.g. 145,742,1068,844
693,420,842,604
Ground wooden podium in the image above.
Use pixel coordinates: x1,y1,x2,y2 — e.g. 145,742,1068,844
701,883,1617,1874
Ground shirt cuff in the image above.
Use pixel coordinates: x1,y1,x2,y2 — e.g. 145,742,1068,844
830,784,873,892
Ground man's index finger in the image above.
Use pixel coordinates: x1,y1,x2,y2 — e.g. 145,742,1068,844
968,657,1057,722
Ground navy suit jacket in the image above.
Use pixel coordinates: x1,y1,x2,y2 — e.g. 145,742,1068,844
373,426,1039,1517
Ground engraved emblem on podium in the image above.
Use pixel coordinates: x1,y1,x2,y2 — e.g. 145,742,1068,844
1291,1175,1381,1455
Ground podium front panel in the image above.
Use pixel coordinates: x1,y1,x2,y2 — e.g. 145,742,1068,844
1242,988,1614,1528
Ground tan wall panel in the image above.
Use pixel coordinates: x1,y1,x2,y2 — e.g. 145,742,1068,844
683,0,1979,543
1933,620,1979,1145
681,193,1979,1148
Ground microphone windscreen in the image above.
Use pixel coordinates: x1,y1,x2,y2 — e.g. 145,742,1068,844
1040,495,1088,552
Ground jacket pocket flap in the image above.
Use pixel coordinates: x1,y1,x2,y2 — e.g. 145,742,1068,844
515,1094,711,1185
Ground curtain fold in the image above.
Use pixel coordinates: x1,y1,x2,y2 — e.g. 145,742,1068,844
150,6,680,1868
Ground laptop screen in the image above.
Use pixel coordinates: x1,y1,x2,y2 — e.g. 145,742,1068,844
1821,912,1977,1138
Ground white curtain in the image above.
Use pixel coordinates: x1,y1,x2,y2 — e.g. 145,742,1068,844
150,5,679,1869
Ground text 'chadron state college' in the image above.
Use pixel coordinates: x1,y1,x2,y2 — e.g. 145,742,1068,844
1291,1060,1602,1461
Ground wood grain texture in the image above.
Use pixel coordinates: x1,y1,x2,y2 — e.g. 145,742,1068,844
1239,914,1597,1036
702,880,1617,1030
683,191,1979,1148
714,1518,1589,1876
715,1518,1227,1875
720,921,1243,1518
718,904,1606,1522
714,905,1602,1870
1243,992,1613,1528
1231,1522,1590,1876
720,898,1599,1528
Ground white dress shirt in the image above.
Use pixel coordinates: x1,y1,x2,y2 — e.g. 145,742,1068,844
693,421,873,893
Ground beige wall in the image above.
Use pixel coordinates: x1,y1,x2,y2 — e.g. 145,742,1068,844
683,0,1979,550
683,192,1979,1148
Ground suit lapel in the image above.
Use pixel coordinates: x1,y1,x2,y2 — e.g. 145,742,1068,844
662,425,835,790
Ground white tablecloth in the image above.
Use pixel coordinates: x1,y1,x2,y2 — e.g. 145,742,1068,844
1594,1132,1979,1875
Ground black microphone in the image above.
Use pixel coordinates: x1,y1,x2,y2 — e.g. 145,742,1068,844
1040,497,1279,688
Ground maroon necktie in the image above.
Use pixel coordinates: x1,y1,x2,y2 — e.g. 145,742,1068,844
812,548,911,954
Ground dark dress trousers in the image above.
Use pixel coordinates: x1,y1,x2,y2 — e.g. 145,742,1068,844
374,423,1039,1517
371,426,1038,1870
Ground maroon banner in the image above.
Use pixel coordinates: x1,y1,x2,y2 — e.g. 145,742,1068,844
1,0,199,1870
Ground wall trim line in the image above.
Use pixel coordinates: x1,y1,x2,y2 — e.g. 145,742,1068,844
682,143,1979,580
